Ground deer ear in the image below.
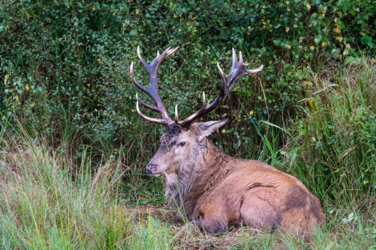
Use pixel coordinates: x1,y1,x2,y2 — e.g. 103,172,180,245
198,119,228,141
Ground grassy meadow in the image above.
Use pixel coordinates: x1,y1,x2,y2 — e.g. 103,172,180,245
1,57,376,249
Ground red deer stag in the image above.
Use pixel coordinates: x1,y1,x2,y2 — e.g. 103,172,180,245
130,46,325,234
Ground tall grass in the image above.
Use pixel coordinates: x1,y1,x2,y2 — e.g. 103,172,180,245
281,57,376,210
0,133,131,249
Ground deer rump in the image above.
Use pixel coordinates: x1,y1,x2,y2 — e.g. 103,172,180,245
130,46,325,235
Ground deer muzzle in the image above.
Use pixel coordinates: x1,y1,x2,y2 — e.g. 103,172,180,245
146,163,158,175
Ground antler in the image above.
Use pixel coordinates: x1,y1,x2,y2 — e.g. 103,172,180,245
175,48,263,127
131,46,179,126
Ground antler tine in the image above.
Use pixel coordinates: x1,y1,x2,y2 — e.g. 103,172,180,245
175,104,179,122
130,62,148,93
247,64,264,74
135,93,160,113
136,100,168,125
239,51,243,64
137,46,176,73
136,46,149,72
217,62,227,85
176,49,263,127
167,47,179,56
132,46,179,126
231,48,239,72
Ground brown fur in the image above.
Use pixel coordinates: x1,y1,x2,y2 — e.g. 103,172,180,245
147,123,325,235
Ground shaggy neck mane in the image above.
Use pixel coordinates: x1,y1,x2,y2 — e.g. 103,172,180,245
165,138,231,218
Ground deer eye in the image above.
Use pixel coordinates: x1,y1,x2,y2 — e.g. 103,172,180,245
179,142,186,147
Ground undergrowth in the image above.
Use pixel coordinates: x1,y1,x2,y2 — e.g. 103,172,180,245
0,128,375,249
279,57,376,212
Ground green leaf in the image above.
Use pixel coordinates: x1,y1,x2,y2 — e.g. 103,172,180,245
360,36,373,47
338,20,346,29
344,56,355,65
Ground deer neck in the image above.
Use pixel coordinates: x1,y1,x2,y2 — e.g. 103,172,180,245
165,138,229,217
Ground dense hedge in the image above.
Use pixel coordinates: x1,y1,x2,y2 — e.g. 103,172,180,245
1,0,375,163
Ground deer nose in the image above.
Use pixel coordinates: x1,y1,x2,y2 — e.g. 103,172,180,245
146,163,157,174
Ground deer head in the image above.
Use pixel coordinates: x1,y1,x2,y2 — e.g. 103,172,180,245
130,46,263,178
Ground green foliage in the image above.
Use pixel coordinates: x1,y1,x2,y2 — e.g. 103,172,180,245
1,0,375,155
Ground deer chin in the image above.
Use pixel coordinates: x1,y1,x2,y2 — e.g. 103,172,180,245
151,166,169,177
151,172,163,177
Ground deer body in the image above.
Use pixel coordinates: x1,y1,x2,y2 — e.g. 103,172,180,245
164,131,324,234
130,47,325,234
